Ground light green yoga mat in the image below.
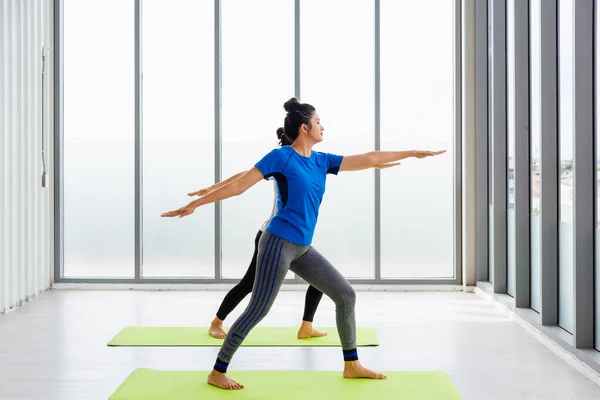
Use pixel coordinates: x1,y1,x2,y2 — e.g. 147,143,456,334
108,326,379,347
109,369,463,400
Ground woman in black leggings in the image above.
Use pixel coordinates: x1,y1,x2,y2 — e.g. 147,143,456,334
188,130,326,340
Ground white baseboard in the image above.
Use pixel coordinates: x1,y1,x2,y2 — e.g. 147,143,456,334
52,282,472,292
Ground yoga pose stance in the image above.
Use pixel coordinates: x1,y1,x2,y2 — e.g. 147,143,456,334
190,130,400,340
162,97,445,390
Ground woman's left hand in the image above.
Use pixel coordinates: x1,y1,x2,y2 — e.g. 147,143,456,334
413,150,446,159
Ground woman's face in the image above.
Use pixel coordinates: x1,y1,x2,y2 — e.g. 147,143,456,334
305,112,324,143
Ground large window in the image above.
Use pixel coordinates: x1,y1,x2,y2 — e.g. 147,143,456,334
221,0,294,279
558,0,574,334
380,0,455,278
63,0,134,277
530,0,542,312
301,0,375,279
482,0,600,369
59,1,458,282
141,0,215,278
506,0,516,297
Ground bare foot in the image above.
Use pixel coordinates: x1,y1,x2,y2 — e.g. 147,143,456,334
343,360,387,380
207,370,244,390
209,317,227,339
297,321,328,339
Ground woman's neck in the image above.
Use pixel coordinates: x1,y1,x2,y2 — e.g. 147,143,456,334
291,138,313,157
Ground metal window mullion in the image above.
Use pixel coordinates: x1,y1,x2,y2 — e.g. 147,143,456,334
539,0,559,326
475,0,489,282
572,0,595,349
134,0,142,281
214,0,222,280
53,0,64,283
454,0,463,284
595,0,600,353
44,0,52,288
292,0,303,283
490,0,507,293
461,0,476,287
374,0,381,281
514,0,531,308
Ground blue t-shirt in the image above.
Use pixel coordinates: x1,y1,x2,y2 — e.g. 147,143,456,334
255,146,344,246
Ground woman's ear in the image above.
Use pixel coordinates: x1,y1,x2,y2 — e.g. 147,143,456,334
300,123,309,135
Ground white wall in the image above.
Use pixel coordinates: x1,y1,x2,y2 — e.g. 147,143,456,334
0,0,54,314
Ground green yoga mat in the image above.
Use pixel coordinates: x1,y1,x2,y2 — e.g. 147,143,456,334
109,369,463,400
108,326,379,347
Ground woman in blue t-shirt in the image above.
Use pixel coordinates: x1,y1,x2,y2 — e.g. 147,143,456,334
162,97,445,390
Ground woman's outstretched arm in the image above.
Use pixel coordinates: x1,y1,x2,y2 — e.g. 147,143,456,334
339,150,446,172
161,167,264,218
187,171,248,197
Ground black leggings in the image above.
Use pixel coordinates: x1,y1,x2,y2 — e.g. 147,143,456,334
216,230,324,322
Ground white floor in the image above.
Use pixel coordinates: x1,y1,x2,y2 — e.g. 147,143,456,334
1,290,599,399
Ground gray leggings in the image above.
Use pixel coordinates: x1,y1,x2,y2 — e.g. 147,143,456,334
215,231,357,370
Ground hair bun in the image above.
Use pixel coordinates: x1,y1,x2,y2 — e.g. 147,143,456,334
276,127,285,139
283,97,300,113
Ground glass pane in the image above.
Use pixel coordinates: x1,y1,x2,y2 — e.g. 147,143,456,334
558,0,574,333
301,0,375,279
507,0,516,297
141,0,215,278
380,0,454,278
530,0,542,312
221,0,294,279
63,0,134,277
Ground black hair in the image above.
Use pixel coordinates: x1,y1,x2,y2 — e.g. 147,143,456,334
276,97,316,145
276,127,293,146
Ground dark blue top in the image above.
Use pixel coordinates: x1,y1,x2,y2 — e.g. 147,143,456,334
255,146,343,246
